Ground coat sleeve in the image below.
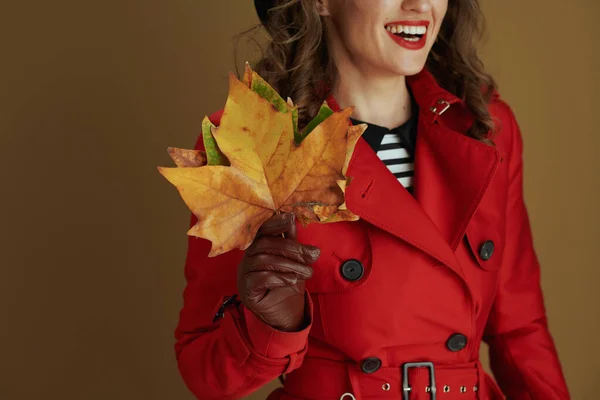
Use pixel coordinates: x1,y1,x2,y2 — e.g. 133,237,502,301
173,121,313,399
483,104,570,399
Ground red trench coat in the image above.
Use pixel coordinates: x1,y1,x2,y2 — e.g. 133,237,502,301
174,69,570,400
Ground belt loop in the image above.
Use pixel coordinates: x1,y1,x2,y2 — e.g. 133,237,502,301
475,360,484,400
284,353,300,374
346,363,363,400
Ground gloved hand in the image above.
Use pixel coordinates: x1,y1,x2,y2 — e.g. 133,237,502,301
237,212,320,332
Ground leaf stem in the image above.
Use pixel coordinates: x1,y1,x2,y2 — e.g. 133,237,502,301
274,210,286,239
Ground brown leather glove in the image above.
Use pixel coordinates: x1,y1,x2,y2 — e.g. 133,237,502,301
237,212,320,332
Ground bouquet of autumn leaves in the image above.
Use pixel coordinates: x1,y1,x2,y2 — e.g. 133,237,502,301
158,64,366,257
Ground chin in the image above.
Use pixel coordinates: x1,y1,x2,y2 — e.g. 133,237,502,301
388,61,427,77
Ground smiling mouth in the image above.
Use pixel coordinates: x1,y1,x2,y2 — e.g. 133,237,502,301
385,23,427,42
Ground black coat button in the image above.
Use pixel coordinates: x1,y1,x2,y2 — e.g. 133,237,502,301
479,240,495,261
446,334,468,352
361,357,382,374
340,259,364,282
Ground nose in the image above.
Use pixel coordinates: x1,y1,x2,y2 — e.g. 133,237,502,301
401,0,433,13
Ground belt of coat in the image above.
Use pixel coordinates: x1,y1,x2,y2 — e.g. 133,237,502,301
270,357,505,400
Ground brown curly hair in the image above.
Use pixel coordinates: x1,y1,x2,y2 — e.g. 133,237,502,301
236,0,497,141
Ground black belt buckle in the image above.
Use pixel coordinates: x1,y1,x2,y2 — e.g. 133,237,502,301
402,362,436,400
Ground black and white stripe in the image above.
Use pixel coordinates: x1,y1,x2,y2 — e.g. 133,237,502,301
377,132,414,191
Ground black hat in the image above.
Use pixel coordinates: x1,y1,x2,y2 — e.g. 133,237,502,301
254,0,274,25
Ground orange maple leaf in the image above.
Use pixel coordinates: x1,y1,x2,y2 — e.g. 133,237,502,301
159,66,366,257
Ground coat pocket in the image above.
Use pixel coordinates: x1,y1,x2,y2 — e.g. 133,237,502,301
464,206,506,271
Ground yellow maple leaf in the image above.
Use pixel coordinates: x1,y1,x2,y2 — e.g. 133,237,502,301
159,67,366,257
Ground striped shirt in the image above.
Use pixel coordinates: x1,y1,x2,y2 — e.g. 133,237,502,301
379,132,415,190
350,105,418,194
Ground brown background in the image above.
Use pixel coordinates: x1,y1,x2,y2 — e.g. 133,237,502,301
1,0,598,399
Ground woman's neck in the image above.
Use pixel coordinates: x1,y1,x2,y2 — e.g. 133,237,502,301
331,62,413,130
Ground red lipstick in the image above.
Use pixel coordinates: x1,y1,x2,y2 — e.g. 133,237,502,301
385,20,430,51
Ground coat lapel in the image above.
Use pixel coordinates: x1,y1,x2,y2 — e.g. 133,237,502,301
412,110,502,252
343,137,463,272
326,69,502,274
407,70,503,251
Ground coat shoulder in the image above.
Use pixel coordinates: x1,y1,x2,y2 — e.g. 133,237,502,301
488,95,522,160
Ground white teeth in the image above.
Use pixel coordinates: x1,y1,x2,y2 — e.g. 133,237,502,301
386,24,428,35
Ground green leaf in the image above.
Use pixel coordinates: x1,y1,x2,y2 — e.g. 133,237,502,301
202,116,229,166
251,73,288,113
299,102,334,143
290,105,300,144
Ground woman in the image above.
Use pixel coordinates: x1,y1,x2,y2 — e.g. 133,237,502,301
174,0,570,398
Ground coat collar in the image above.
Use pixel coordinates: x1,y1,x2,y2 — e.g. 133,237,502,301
327,69,502,274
